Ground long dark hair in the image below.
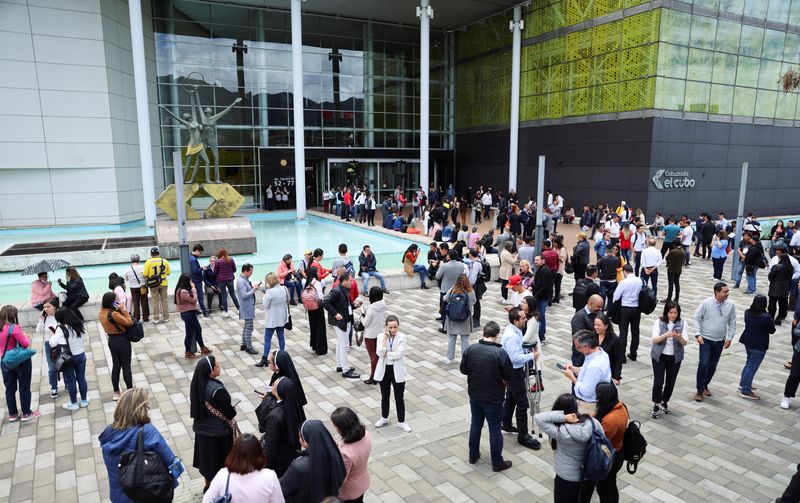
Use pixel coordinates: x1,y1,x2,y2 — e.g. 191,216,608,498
549,394,588,451
659,301,681,322
108,272,125,291
594,312,616,338
595,382,620,422
174,273,193,304
402,243,419,264
747,294,768,317
306,265,319,283
330,406,366,444
54,307,85,337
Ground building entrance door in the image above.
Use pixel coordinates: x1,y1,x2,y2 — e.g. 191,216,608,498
325,158,419,202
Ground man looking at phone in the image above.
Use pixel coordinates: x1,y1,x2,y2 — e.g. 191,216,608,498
236,264,261,355
500,307,541,451
561,329,611,415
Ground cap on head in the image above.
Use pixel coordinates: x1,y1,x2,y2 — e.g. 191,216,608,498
506,274,522,288
150,247,160,256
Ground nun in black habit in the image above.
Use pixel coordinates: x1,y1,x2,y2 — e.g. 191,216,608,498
268,350,308,406
190,355,238,491
256,376,306,477
279,419,346,503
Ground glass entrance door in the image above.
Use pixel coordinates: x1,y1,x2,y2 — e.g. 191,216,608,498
326,158,419,200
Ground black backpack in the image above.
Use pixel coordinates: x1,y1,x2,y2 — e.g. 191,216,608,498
446,292,470,322
119,428,174,503
108,312,144,343
478,259,491,282
622,405,647,474
572,280,590,310
582,418,616,483
638,286,657,315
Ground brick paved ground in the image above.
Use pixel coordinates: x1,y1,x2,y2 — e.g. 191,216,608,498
0,245,797,502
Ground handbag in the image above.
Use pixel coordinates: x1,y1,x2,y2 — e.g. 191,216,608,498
284,287,293,330
52,325,74,372
108,311,144,343
565,254,574,274
209,472,232,503
131,267,148,295
354,313,365,346
607,299,622,325
119,427,175,503
205,400,241,440
1,325,36,370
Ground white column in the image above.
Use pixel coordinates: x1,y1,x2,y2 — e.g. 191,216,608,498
417,0,432,193
508,6,523,192
291,0,307,219
364,22,374,148
128,0,157,226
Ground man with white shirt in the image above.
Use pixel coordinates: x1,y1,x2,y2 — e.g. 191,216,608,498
679,219,694,266
640,237,662,296
505,275,532,309
561,329,611,415
605,214,621,247
632,224,647,276
613,264,643,361
790,225,800,255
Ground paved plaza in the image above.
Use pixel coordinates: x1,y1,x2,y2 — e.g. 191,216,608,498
0,249,797,503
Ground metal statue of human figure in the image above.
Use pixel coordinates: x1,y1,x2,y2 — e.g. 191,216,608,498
158,73,241,184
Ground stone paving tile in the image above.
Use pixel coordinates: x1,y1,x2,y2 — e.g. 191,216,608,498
0,246,798,502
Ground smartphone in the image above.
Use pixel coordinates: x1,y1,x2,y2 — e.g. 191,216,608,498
555,363,566,371
254,389,265,397
48,326,56,334
231,398,241,407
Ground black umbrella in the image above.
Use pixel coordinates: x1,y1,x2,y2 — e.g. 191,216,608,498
20,259,71,276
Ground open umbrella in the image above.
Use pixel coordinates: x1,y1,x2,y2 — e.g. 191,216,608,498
20,259,71,276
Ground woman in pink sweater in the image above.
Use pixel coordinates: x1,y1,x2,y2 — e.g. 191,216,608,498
0,305,40,422
175,273,212,359
330,407,371,502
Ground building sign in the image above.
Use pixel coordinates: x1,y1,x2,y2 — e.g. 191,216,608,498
651,169,696,190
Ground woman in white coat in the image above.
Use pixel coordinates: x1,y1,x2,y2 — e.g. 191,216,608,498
373,315,411,432
360,286,386,385
262,272,289,358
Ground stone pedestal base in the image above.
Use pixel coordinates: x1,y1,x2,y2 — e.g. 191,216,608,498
154,217,256,258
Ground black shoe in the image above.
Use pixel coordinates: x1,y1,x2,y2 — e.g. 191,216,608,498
382,288,390,294
254,357,269,367
651,405,661,419
627,353,637,362
473,321,481,328
518,435,541,450
245,346,258,355
776,319,783,326
289,300,297,306
342,369,360,379
240,345,246,351
363,378,378,385
438,328,447,334
501,424,518,434
492,460,512,472
660,402,670,415
435,316,443,321
469,454,479,465
336,367,343,373
421,284,428,289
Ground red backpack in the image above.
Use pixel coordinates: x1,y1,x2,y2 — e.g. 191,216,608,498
301,285,319,311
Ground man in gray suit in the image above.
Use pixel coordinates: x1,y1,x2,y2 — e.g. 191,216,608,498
235,264,261,355
569,294,603,365
436,249,468,333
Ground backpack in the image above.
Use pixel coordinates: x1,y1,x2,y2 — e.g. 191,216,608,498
301,285,320,311
145,259,164,288
622,405,647,474
638,286,657,315
572,280,590,310
757,254,768,269
478,259,491,282
107,311,144,343
582,418,616,483
119,428,175,503
445,292,470,322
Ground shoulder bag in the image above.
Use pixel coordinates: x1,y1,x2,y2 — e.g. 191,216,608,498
131,267,148,296
119,427,175,503
205,400,241,441
108,311,144,343
209,471,232,503
1,324,36,370
51,325,74,372
284,287,293,331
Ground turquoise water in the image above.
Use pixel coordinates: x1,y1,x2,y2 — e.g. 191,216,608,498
0,214,418,304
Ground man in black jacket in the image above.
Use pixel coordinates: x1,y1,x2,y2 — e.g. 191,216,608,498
742,231,764,294
572,265,601,311
573,232,591,280
570,294,603,365
598,248,620,310
322,272,362,378
460,321,514,472
531,255,554,343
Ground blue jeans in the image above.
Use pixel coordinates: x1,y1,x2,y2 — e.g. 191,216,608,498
43,341,58,392
1,359,32,416
733,260,744,287
739,347,766,394
361,271,386,292
696,338,725,393
537,299,549,340
413,264,427,286
469,399,505,467
745,267,757,294
284,280,302,302
62,352,87,404
180,311,204,352
192,279,208,315
219,280,239,312
263,326,286,357
599,280,617,309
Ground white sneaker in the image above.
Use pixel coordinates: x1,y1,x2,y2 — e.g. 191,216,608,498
781,397,791,410
374,417,389,428
222,311,231,318
398,422,412,433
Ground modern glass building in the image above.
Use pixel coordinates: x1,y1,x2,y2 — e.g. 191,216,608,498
456,0,800,217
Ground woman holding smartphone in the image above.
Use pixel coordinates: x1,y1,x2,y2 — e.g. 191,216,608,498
374,315,411,433
99,292,134,401
175,273,212,359
650,301,688,418
36,298,60,399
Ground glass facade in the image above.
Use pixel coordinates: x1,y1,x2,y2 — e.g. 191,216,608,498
152,0,453,206
456,0,800,128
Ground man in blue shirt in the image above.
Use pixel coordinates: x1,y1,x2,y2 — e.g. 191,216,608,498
662,217,681,257
500,307,541,450
562,329,611,415
189,244,209,317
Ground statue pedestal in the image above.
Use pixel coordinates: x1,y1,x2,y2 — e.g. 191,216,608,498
154,217,256,259
155,183,245,219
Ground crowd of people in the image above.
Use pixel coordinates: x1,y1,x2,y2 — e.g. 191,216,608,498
4,187,800,502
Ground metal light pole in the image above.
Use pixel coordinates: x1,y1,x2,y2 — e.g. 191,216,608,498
172,152,195,352
534,155,545,256
731,161,748,280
